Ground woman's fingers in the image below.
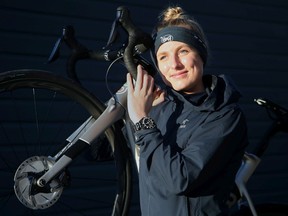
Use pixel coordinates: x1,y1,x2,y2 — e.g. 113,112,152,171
152,87,166,106
134,65,143,92
127,65,156,97
126,65,156,123
139,65,155,94
126,72,133,89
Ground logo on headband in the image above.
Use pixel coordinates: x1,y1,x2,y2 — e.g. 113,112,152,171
160,34,173,44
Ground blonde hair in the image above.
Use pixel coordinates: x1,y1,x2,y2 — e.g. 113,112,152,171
161,6,184,21
158,6,188,26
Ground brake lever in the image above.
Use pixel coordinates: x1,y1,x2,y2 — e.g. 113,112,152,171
47,35,63,63
106,9,122,46
47,25,89,64
116,6,154,79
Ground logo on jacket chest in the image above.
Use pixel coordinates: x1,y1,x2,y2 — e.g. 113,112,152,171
179,119,189,129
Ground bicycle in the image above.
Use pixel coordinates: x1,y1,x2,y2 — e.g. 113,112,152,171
0,5,287,216
0,6,153,216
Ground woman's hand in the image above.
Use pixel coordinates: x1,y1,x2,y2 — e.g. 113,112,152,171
127,65,159,124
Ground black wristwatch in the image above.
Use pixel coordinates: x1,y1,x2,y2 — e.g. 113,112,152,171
134,117,156,131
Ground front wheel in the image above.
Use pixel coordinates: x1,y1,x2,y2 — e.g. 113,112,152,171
0,70,132,216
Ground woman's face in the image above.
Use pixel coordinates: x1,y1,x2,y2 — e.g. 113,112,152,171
156,41,204,94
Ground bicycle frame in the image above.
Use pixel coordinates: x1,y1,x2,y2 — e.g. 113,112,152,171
36,82,128,187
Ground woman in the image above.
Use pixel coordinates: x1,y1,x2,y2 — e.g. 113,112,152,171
126,6,248,216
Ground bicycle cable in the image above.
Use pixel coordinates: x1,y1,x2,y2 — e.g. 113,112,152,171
105,56,125,106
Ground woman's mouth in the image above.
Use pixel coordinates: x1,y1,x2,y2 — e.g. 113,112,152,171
171,71,188,79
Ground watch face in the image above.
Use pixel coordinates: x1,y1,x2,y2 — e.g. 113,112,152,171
142,117,156,129
135,117,156,131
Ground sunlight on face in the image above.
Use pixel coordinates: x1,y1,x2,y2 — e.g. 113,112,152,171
156,41,204,94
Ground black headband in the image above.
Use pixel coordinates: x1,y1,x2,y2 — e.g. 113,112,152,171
153,26,208,65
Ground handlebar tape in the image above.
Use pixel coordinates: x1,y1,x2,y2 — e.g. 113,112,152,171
117,6,154,79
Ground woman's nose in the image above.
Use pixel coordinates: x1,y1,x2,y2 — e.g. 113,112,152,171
169,55,182,69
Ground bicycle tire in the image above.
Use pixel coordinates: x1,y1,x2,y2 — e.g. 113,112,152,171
0,69,132,216
234,203,288,216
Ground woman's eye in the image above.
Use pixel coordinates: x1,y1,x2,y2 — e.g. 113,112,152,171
158,55,166,61
179,49,189,54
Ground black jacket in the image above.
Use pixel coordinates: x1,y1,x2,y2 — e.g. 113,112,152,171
129,74,248,216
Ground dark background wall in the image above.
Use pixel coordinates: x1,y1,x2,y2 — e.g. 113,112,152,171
1,0,288,215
